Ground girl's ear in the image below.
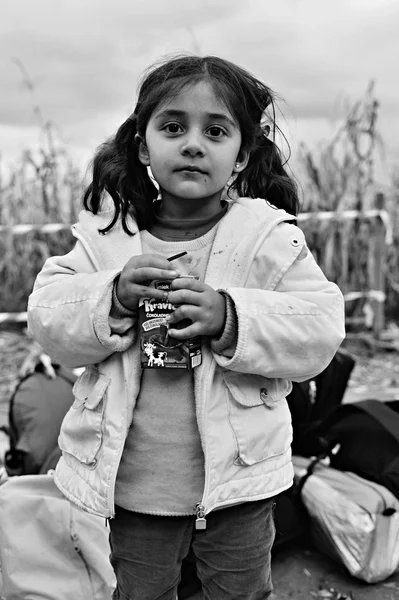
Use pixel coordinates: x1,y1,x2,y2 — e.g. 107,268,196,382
135,134,150,166
233,149,250,173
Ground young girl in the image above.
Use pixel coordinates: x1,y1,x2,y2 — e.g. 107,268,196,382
28,55,345,600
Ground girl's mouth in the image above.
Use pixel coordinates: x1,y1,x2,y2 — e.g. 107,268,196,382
176,166,206,175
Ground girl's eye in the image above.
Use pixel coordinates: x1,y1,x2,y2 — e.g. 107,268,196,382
164,123,183,134
207,126,225,138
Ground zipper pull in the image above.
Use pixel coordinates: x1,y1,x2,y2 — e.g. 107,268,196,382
195,504,207,530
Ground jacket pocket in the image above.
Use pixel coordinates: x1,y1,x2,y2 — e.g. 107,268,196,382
58,366,110,466
223,372,292,466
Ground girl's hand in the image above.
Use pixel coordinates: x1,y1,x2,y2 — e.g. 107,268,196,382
116,254,179,311
166,278,226,339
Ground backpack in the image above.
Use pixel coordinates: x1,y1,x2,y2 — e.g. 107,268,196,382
4,362,76,476
301,399,399,499
286,348,355,455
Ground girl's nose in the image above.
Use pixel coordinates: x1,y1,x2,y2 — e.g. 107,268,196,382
181,130,205,156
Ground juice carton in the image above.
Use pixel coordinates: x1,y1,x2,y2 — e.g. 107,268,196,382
138,277,202,369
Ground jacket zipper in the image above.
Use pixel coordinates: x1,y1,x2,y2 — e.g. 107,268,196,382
193,214,295,527
108,349,137,518
195,355,216,528
195,503,207,530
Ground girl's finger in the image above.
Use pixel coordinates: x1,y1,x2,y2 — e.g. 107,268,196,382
167,304,199,324
131,266,179,284
167,322,201,340
133,285,170,300
170,277,203,292
168,289,201,307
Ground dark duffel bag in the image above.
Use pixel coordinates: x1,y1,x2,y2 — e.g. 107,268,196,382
302,399,399,500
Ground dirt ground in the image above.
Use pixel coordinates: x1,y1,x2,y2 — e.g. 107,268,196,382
1,328,399,599
271,542,399,600
185,541,399,600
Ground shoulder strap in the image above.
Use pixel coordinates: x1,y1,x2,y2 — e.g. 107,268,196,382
351,400,399,446
7,373,32,453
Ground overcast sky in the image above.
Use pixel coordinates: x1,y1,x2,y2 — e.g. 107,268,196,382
1,0,398,184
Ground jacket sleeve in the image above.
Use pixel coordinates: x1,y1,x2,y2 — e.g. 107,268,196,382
212,240,345,382
27,240,137,368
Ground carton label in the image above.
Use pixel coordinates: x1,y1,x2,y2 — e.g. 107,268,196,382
138,278,202,369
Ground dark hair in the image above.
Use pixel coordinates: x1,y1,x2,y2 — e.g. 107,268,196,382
84,54,299,234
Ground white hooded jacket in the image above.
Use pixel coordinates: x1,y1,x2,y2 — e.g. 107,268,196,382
28,198,345,521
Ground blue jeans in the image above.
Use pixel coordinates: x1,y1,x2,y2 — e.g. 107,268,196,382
109,498,276,600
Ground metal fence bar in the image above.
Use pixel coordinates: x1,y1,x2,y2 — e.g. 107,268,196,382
0,205,391,328
0,208,391,235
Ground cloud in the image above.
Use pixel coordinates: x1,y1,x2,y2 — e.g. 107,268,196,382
0,0,244,126
0,0,398,179
188,0,399,120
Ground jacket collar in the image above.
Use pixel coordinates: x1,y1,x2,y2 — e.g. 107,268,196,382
72,198,294,279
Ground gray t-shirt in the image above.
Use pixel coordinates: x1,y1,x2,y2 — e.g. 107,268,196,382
114,226,219,515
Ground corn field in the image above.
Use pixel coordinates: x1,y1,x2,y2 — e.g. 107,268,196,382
0,82,398,324
0,124,81,313
296,82,399,326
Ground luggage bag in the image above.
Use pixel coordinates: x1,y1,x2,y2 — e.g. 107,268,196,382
293,455,399,583
0,472,115,599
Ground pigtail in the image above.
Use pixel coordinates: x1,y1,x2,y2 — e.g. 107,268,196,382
233,126,299,216
83,115,158,234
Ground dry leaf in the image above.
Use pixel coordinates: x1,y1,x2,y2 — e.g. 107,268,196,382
304,568,312,577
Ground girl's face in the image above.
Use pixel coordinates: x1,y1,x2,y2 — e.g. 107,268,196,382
137,80,249,215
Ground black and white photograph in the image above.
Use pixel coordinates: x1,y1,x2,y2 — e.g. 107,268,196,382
0,1,398,599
